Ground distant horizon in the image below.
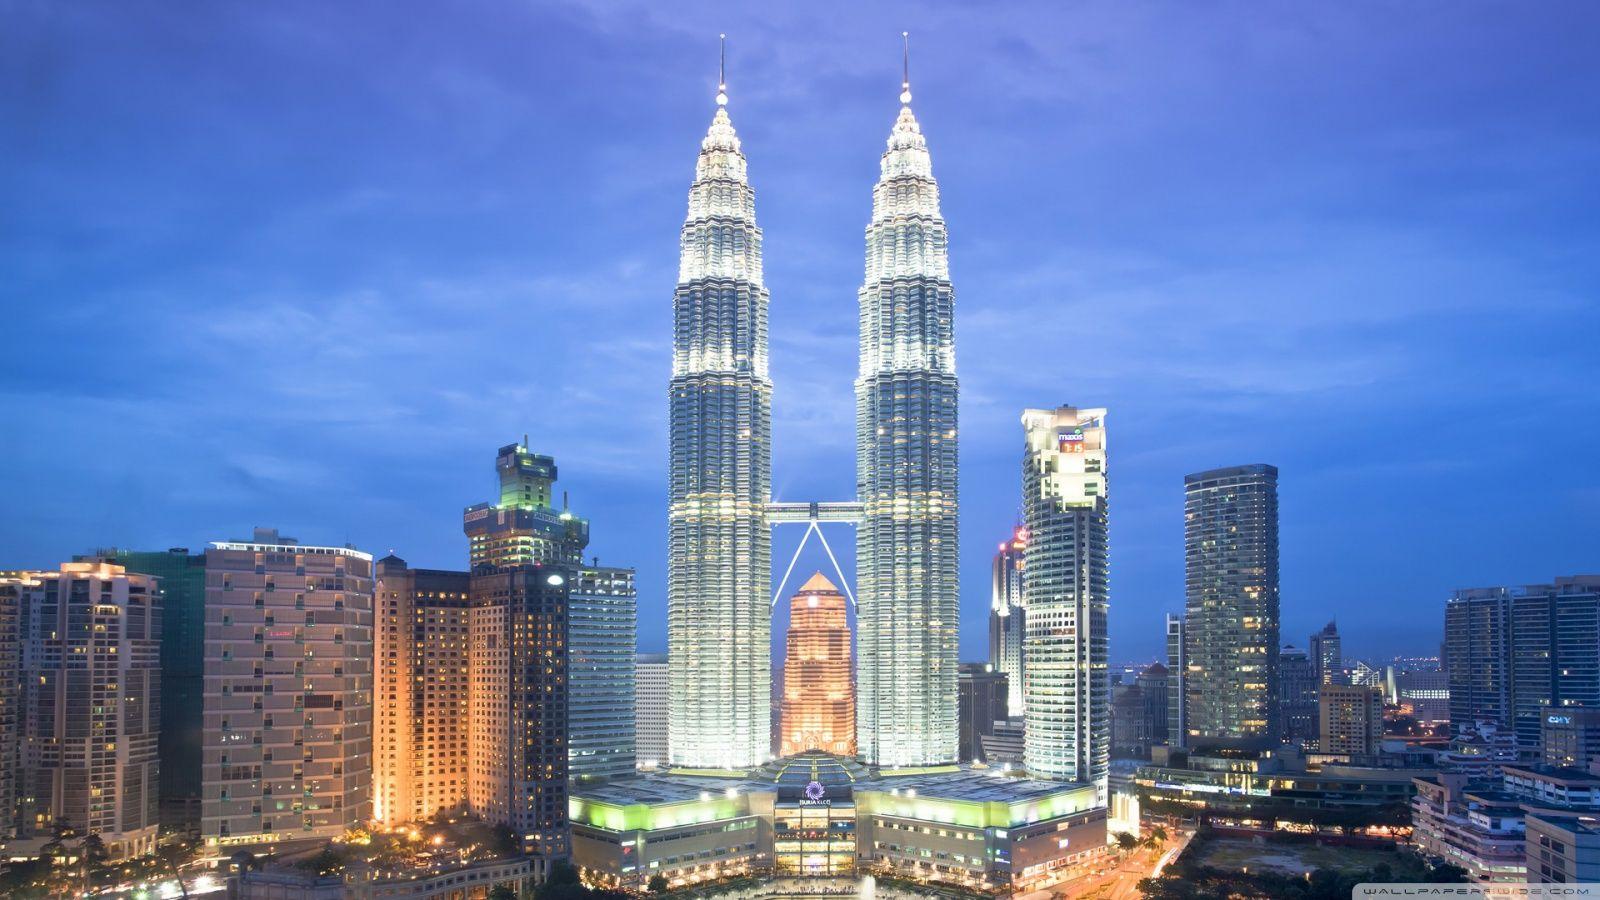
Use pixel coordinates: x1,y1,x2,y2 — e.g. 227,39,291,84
4,2,1596,665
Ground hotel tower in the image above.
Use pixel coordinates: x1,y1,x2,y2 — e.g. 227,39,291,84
667,63,773,769
855,62,960,767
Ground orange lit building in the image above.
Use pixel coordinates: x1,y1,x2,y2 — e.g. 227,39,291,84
780,573,855,757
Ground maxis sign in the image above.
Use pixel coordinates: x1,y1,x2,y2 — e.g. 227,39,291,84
1057,430,1087,453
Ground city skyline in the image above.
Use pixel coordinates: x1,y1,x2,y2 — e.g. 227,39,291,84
4,4,1598,665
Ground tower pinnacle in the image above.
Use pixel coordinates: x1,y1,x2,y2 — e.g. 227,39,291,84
717,34,728,107
900,31,912,105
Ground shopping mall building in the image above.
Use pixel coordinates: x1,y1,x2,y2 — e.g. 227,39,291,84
570,752,1106,894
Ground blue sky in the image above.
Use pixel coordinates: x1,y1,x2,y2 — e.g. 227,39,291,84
3,1,1597,663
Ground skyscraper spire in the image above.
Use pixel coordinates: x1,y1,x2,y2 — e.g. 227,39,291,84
667,39,772,770
856,48,959,767
717,33,728,107
901,31,912,105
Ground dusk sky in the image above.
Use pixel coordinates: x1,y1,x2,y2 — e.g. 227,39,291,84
4,2,1597,664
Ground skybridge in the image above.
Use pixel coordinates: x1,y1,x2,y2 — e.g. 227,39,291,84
768,500,862,609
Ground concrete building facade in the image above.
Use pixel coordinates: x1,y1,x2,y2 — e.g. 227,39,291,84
201,530,374,852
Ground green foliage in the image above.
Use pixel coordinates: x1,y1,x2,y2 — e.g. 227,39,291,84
648,874,671,893
536,861,630,900
1114,831,1139,850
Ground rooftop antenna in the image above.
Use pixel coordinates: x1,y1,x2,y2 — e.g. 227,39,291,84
717,34,728,107
900,31,912,105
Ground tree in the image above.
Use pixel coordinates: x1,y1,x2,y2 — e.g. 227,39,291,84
648,875,670,893
1424,863,1470,883
490,886,518,900
1149,824,1169,844
1114,831,1138,851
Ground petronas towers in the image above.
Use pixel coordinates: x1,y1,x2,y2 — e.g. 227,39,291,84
668,48,958,769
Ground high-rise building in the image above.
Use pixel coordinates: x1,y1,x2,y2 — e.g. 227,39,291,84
1020,406,1109,798
1279,645,1319,747
1445,577,1600,749
0,576,19,841
778,573,855,757
464,444,589,570
1183,464,1280,749
373,556,471,826
666,74,772,771
1319,684,1384,756
20,562,161,859
1166,614,1187,748
468,564,571,866
1310,621,1344,686
1542,707,1600,770
1388,668,1450,725
635,653,668,770
1110,665,1169,761
957,663,1009,763
989,528,1027,717
855,74,959,769
569,565,637,780
76,547,207,831
201,529,374,851
1446,587,1513,731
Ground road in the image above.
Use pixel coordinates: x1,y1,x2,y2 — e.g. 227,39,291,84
1029,828,1195,900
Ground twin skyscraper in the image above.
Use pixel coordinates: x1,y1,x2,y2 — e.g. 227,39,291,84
667,41,961,770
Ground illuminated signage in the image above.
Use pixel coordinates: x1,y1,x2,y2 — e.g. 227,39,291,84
1549,715,1574,725
1057,429,1087,453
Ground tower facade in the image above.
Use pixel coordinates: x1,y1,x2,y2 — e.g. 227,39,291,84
464,444,589,570
1310,620,1344,686
667,82,773,769
989,528,1027,717
569,565,638,780
19,563,161,859
779,573,856,757
1183,464,1281,749
1020,406,1109,798
201,529,374,851
373,556,471,826
855,80,960,768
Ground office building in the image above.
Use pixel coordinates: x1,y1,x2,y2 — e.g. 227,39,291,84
1445,577,1600,749
469,564,571,865
1183,464,1280,749
1527,813,1600,884
1110,668,1169,762
778,573,855,757
464,443,589,571
0,577,19,840
1320,684,1384,756
201,530,374,851
635,653,668,770
1389,667,1450,725
372,556,471,826
1279,645,1319,746
1310,620,1343,686
1543,707,1600,770
855,76,960,769
20,562,161,859
957,663,1009,763
666,76,773,772
77,547,208,831
989,527,1027,717
982,719,1027,766
569,565,637,781
1019,406,1109,797
1166,614,1187,748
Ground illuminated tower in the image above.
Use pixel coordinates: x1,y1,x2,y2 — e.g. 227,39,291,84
1021,406,1109,800
856,39,960,767
989,528,1027,717
463,443,588,570
780,573,856,757
1183,464,1280,749
667,44,773,769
